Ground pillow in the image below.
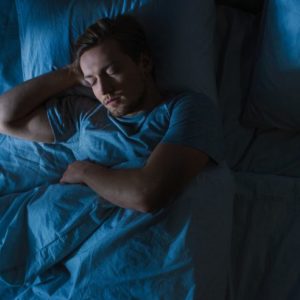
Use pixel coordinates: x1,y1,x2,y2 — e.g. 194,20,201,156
214,6,258,167
242,0,300,130
15,0,217,102
0,1,23,94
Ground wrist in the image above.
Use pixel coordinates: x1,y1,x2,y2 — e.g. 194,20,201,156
63,65,81,85
77,161,90,182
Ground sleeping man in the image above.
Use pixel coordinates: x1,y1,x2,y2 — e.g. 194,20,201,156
0,15,223,212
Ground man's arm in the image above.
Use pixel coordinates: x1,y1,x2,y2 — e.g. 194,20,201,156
60,143,210,212
0,67,80,142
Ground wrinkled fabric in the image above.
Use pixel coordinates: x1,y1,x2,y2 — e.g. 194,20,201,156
0,158,234,299
46,92,224,166
0,88,233,299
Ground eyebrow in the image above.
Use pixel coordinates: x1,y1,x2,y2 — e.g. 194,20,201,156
83,61,119,79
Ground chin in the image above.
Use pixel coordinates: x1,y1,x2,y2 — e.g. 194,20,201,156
109,109,126,117
108,103,138,117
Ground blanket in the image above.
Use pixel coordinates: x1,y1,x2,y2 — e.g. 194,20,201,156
0,136,234,299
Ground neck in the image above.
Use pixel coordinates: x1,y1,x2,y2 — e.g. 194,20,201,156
125,78,162,117
142,78,163,111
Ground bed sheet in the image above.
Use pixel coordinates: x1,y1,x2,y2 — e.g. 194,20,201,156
0,131,234,299
216,8,300,300
232,171,300,300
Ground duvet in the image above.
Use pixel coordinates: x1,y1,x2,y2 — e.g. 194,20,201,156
0,134,234,300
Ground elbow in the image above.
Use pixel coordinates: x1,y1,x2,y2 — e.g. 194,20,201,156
136,204,158,214
0,110,6,126
0,100,8,123
132,192,153,213
134,191,165,213
0,111,13,126
0,95,17,124
0,116,16,134
0,119,10,134
130,172,167,213
136,203,157,214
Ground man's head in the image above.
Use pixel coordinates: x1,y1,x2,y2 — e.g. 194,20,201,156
74,15,152,72
73,15,159,117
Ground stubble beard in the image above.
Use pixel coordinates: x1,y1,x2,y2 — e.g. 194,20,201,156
110,81,147,117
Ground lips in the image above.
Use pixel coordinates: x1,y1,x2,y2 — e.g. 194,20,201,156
105,96,121,106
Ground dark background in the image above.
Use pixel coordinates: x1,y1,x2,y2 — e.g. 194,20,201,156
216,0,264,13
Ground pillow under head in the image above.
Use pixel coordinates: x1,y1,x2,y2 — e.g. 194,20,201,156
15,0,217,102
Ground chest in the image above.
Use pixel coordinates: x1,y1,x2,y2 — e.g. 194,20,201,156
74,109,170,167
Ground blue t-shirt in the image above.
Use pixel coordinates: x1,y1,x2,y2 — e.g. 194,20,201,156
47,92,224,169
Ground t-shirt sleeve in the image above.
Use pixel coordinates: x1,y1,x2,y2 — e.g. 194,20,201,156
46,95,97,143
161,92,225,164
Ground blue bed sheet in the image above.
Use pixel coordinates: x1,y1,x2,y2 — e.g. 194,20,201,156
0,134,234,299
232,172,300,300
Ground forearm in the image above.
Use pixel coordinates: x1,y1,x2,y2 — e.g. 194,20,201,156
0,67,79,123
60,161,157,212
83,164,152,212
60,145,209,212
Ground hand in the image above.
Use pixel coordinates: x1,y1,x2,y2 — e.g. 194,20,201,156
66,63,91,88
60,161,91,184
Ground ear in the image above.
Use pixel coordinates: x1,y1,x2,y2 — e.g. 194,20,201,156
138,53,153,75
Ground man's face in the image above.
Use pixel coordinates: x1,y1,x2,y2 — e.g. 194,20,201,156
80,39,149,117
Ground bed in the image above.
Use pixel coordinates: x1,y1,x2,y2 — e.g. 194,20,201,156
215,1,300,300
0,0,299,299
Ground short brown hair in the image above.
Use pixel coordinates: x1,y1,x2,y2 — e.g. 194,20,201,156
73,14,151,74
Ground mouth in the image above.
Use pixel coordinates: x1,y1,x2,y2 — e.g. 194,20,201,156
105,96,121,106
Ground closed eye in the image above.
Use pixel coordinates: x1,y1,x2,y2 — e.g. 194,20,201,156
85,78,96,86
106,65,120,75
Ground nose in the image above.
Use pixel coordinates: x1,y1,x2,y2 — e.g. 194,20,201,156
97,75,113,96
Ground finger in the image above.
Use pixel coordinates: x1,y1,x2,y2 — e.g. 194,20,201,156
60,174,67,183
